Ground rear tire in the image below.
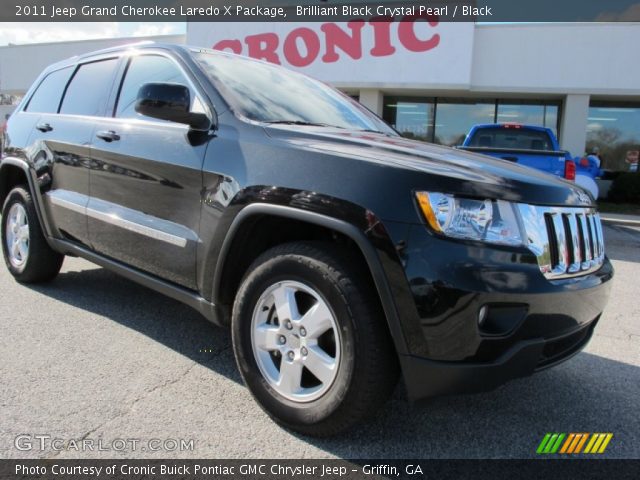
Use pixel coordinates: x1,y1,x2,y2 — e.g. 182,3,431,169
231,242,399,436
1,186,63,283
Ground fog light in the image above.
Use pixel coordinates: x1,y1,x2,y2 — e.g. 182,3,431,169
477,304,528,337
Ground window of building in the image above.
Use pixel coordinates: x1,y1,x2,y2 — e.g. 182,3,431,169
587,101,640,171
497,102,559,135
25,67,73,113
382,96,561,146
434,99,495,146
383,97,435,142
60,58,119,117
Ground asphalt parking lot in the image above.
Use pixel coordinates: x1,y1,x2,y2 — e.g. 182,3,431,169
1,223,638,459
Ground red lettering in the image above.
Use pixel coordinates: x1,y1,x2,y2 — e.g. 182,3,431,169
245,33,281,64
398,14,440,53
369,17,396,57
283,28,321,67
212,39,242,54
211,19,442,68
321,21,365,63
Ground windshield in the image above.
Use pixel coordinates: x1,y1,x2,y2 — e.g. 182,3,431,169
468,127,553,150
193,51,395,134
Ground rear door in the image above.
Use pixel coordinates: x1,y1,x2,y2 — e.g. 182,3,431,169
24,57,120,246
87,52,209,289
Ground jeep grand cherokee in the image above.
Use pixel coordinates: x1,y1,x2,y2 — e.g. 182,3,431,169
0,44,612,436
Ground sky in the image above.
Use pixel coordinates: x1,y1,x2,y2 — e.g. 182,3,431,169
0,22,185,45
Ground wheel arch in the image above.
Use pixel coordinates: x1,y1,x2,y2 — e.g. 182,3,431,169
0,158,53,240
212,203,409,356
0,159,30,206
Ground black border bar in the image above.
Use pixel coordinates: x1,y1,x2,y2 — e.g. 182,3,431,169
6,1,640,22
2,459,640,480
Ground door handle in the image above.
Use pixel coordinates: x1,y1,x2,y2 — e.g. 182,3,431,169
36,122,53,132
96,130,120,142
501,156,518,162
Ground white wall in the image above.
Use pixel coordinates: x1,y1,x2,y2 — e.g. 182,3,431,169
560,94,591,156
0,34,185,95
471,23,640,95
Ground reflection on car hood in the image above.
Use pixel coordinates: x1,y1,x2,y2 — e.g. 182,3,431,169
265,126,594,207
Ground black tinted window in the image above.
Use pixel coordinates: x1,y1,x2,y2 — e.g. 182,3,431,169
60,58,118,116
25,67,73,113
116,55,194,119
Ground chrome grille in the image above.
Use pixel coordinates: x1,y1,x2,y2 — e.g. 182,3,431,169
518,205,605,279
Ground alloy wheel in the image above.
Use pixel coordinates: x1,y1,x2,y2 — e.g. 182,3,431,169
5,203,29,268
250,280,341,402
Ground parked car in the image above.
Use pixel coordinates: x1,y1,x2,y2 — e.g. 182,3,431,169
459,123,600,198
0,44,613,436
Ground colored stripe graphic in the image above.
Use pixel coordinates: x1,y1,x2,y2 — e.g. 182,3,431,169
550,433,565,453
538,433,613,454
574,433,589,453
544,434,559,453
537,433,552,454
597,434,614,453
591,434,607,453
560,434,575,454
584,434,599,453
569,433,589,453
585,433,614,454
537,433,565,454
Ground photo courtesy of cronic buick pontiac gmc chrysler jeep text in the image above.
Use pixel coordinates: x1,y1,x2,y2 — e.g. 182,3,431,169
0,44,613,436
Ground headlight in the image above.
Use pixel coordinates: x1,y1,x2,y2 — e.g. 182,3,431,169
415,192,524,246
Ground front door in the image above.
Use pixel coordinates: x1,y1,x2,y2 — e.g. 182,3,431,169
88,53,209,289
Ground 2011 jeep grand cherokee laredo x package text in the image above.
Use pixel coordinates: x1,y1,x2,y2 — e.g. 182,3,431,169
0,44,613,436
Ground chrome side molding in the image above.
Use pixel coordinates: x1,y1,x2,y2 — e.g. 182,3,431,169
47,190,197,248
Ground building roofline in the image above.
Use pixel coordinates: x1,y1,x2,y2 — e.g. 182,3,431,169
0,33,185,50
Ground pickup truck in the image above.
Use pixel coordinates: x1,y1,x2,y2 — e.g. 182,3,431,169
0,44,613,436
460,124,600,199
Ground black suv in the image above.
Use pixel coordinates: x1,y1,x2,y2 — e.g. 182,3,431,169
0,44,612,436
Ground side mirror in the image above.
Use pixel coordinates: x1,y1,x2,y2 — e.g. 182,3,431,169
134,83,211,131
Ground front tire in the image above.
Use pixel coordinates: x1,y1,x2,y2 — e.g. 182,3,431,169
1,186,63,283
232,242,398,436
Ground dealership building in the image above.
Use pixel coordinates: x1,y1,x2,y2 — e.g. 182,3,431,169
0,22,639,170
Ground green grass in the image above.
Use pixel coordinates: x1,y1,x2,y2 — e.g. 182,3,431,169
597,201,640,216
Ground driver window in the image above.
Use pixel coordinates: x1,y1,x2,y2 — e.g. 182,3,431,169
115,54,204,120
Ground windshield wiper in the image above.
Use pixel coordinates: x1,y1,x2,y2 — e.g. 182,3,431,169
264,120,344,128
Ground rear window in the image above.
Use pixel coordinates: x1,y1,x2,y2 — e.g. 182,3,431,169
25,67,73,113
60,58,119,117
468,127,553,150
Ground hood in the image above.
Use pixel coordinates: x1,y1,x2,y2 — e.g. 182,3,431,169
264,126,594,207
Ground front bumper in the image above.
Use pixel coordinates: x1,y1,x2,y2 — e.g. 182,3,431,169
380,222,614,401
401,316,598,401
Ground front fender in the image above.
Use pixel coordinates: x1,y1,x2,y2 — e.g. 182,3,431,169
198,185,412,356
